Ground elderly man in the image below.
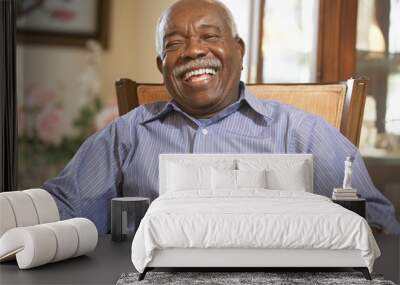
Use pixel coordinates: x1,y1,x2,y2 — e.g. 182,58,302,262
43,0,400,234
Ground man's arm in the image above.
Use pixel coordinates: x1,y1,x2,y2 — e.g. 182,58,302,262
290,114,400,235
42,117,131,234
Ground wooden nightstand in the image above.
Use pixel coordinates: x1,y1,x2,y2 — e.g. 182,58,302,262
332,198,366,218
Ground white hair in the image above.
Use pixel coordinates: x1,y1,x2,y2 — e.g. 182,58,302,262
155,0,239,58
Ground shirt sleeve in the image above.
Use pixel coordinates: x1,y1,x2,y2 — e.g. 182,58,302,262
290,114,400,235
42,116,132,234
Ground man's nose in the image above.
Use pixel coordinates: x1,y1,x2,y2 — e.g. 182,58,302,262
181,38,208,60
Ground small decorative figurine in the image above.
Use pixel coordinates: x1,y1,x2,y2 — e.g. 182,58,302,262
333,158,358,199
342,156,354,190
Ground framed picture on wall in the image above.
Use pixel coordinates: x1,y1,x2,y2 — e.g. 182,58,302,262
16,0,109,48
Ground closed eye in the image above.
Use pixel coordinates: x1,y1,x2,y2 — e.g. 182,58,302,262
203,34,220,41
165,41,184,50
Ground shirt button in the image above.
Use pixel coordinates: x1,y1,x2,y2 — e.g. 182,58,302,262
201,129,208,135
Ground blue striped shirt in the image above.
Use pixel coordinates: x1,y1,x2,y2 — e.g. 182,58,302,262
43,83,400,234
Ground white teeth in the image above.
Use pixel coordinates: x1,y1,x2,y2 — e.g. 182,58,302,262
183,68,217,81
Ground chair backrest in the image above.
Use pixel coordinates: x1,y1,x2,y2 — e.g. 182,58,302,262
115,78,368,146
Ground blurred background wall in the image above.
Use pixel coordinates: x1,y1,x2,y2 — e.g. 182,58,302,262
16,0,400,224
16,0,173,186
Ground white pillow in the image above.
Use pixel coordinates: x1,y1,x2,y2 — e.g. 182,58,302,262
266,162,307,191
211,168,236,190
237,169,268,189
211,169,268,190
238,159,310,192
167,162,212,191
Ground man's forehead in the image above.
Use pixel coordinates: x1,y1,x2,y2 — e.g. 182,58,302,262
162,5,229,35
163,17,224,34
167,0,221,15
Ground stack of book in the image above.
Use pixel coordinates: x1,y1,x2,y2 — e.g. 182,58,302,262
332,188,358,200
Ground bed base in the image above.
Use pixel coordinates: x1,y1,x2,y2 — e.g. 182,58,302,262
138,267,371,281
138,248,372,281
354,267,372,280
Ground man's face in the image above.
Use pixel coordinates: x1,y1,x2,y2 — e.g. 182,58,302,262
157,1,245,118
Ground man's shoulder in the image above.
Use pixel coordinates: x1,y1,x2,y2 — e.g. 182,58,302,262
254,97,319,123
251,96,335,138
253,97,348,150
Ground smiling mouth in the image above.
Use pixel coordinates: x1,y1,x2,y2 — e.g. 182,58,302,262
183,68,217,83
174,57,222,84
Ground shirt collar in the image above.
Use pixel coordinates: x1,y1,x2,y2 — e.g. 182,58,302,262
140,81,274,124
139,102,175,124
241,83,274,120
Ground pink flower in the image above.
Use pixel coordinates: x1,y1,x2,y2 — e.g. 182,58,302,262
35,105,67,146
25,84,56,110
95,100,119,131
52,9,76,21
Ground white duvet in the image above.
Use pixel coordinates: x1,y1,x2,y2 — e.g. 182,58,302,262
131,190,380,273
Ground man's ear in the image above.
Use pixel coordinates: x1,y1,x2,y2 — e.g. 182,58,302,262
157,56,163,74
236,37,245,61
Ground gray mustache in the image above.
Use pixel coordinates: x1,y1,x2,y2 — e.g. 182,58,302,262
173,58,222,78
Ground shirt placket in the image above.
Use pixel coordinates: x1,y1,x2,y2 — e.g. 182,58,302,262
192,126,212,153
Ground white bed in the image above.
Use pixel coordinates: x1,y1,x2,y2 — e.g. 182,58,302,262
131,154,380,280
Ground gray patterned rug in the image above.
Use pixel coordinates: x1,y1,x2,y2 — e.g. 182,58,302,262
116,272,395,285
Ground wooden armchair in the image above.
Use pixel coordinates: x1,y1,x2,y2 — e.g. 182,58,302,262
115,78,368,146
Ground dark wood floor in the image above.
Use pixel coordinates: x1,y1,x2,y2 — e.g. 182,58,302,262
373,232,400,284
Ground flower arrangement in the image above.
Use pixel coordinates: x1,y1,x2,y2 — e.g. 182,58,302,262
18,84,118,188
18,40,119,189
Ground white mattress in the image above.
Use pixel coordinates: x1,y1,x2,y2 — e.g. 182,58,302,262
131,190,380,273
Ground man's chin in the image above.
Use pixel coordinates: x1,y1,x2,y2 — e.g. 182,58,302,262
182,80,213,91
179,95,222,116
